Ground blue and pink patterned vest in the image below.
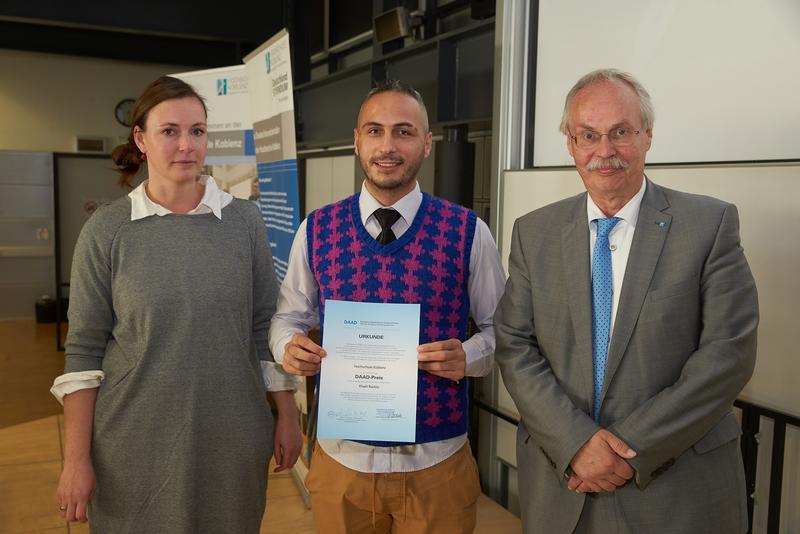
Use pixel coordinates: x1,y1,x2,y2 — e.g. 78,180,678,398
308,192,477,446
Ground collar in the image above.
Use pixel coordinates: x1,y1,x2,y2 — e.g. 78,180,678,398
586,176,647,228
128,175,231,221
358,181,422,226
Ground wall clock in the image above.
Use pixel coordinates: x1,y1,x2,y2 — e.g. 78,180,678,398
115,98,136,127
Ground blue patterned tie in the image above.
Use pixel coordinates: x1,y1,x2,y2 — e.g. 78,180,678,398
592,217,621,423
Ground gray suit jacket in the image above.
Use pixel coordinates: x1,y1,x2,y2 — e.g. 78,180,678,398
495,179,758,533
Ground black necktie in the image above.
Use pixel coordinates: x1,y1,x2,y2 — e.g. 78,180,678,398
373,208,401,245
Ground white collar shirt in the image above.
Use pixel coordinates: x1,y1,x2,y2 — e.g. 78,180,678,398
128,175,232,220
587,177,647,337
359,181,422,238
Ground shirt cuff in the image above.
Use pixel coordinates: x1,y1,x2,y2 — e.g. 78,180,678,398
50,371,105,405
260,361,300,392
269,330,300,364
463,335,495,377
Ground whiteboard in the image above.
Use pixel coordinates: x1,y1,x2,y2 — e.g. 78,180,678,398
533,0,800,166
499,163,800,417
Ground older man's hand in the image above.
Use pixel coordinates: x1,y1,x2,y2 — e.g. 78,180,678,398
568,429,637,493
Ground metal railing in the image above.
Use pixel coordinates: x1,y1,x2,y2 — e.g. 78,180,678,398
735,398,800,534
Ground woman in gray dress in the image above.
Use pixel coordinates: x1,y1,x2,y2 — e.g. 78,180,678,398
52,76,301,533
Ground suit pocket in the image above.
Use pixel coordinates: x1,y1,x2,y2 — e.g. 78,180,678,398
692,412,741,454
648,280,698,302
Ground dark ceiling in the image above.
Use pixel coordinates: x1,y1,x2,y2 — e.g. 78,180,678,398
0,1,288,67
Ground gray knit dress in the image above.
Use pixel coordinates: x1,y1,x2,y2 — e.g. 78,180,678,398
64,196,278,533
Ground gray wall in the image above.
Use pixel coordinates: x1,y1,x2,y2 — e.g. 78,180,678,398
0,152,54,319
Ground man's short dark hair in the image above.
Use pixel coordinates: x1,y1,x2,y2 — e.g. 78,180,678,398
361,79,429,130
367,79,425,106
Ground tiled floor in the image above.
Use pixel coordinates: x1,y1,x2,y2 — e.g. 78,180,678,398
0,320,520,533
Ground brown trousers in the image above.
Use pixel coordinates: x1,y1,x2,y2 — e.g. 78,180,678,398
305,442,481,534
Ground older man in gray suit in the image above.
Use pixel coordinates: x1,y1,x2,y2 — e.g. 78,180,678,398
494,69,758,533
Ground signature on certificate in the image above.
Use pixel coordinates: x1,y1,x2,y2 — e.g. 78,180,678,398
327,408,368,419
375,408,404,420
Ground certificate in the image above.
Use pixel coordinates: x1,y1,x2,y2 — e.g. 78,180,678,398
317,299,420,442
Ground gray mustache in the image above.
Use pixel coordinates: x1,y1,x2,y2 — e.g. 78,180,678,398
587,157,629,171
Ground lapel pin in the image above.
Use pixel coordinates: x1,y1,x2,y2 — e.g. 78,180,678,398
656,221,667,228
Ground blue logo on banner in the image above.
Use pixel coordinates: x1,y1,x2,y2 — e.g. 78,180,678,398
216,79,227,95
266,52,271,73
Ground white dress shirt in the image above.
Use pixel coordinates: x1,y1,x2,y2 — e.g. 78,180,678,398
51,176,296,403
269,182,507,473
587,177,646,337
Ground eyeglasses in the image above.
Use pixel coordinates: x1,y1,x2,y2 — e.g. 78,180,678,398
569,127,640,149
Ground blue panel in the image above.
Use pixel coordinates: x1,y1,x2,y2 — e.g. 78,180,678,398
257,159,300,283
244,129,255,156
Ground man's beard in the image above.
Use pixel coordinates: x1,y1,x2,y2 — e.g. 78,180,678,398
360,153,424,191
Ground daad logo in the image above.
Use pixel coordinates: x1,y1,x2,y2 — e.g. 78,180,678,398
216,78,227,96
343,320,358,326
265,51,272,73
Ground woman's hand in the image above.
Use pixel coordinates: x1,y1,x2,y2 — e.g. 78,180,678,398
57,458,95,522
270,391,303,472
58,387,98,522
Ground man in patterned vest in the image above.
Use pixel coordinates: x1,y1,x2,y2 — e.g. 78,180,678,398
269,79,506,533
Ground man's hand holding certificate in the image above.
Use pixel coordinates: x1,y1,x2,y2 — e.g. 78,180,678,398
317,299,420,442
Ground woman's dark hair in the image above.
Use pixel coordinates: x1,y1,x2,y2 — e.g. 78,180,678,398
111,76,207,188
